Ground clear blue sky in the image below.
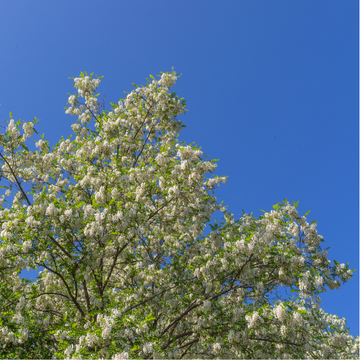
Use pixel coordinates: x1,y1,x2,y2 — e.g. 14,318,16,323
0,1,358,337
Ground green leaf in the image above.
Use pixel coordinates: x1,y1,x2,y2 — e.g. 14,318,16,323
20,143,29,151
145,312,156,322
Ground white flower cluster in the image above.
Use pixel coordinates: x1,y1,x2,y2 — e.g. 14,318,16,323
274,304,287,322
112,352,129,360
245,311,263,328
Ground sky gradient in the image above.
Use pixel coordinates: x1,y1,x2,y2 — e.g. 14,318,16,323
0,1,358,337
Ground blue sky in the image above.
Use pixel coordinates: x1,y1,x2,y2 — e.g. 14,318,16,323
0,1,358,338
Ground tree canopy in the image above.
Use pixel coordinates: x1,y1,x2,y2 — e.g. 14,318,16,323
0,71,358,359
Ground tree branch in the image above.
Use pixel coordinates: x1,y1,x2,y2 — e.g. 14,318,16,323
40,262,86,319
0,152,31,205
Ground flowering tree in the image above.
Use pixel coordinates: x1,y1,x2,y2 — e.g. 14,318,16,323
0,70,358,359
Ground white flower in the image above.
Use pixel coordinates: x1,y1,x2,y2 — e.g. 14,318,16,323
6,119,16,132
279,267,286,278
95,186,106,204
35,139,48,151
22,122,34,136
293,311,303,326
60,330,69,341
64,209,73,218
112,352,129,360
274,304,286,322
64,344,74,357
68,95,76,105
20,327,28,341
85,332,99,347
16,296,26,311
213,342,221,354
84,204,94,216
315,275,323,288
245,311,262,328
45,203,56,216
22,240,32,253
111,187,119,198
12,312,25,325
332,333,347,347
143,342,153,355
299,279,307,291
84,321,91,330
7,331,15,343
102,326,112,339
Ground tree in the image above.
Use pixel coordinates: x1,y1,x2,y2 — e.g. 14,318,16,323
0,70,358,359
